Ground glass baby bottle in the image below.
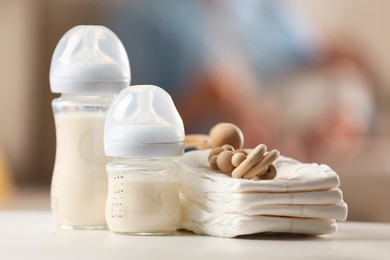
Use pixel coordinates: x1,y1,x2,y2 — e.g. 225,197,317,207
49,25,130,230
104,85,185,235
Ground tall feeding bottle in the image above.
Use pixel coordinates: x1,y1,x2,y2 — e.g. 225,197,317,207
104,85,185,235
49,25,130,230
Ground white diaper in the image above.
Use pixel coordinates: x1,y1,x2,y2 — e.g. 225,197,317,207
181,205,337,238
179,150,348,237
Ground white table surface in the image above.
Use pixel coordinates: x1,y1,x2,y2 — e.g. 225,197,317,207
0,211,389,260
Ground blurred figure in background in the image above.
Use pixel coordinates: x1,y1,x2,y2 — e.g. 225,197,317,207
103,0,377,163
271,48,376,162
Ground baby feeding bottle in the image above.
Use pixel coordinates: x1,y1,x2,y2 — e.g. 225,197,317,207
49,25,130,229
104,85,185,235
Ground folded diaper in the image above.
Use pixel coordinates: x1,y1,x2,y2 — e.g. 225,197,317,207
179,150,348,237
181,204,337,238
181,196,347,220
181,186,344,205
180,151,340,193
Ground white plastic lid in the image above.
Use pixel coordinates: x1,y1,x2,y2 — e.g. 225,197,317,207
50,25,131,94
104,85,185,157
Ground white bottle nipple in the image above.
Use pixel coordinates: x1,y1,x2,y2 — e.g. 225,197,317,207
71,27,116,64
126,88,169,126
104,85,185,157
50,25,130,94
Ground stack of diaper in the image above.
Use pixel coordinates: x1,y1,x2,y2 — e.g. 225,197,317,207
179,150,348,238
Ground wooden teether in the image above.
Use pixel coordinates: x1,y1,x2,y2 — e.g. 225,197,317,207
242,149,280,180
208,143,279,181
197,122,279,181
231,144,266,178
185,122,244,150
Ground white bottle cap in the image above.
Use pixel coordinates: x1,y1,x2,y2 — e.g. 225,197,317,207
104,85,185,157
50,25,131,94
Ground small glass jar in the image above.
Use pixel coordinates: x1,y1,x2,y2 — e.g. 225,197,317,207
105,158,181,235
51,94,114,230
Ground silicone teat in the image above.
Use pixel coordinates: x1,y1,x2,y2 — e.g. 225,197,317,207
50,25,130,94
126,88,169,126
71,28,116,64
104,85,185,157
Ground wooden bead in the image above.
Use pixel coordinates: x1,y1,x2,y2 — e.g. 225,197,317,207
231,153,246,167
208,147,225,160
209,155,219,170
209,123,244,150
234,149,248,156
222,144,234,151
216,150,235,174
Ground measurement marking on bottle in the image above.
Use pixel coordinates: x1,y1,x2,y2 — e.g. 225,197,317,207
110,175,127,219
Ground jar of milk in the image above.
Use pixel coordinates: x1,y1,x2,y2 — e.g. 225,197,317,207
104,85,185,235
49,25,130,230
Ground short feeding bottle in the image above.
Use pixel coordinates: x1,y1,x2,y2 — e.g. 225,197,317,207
104,85,185,235
49,25,130,230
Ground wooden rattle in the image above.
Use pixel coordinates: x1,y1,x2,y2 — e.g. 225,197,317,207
185,123,244,150
231,144,267,178
208,147,247,174
241,149,280,179
209,143,279,181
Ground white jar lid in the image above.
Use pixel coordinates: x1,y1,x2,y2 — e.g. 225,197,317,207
50,25,131,94
104,85,185,157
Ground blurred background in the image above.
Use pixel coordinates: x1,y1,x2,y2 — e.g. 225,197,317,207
1,0,390,222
